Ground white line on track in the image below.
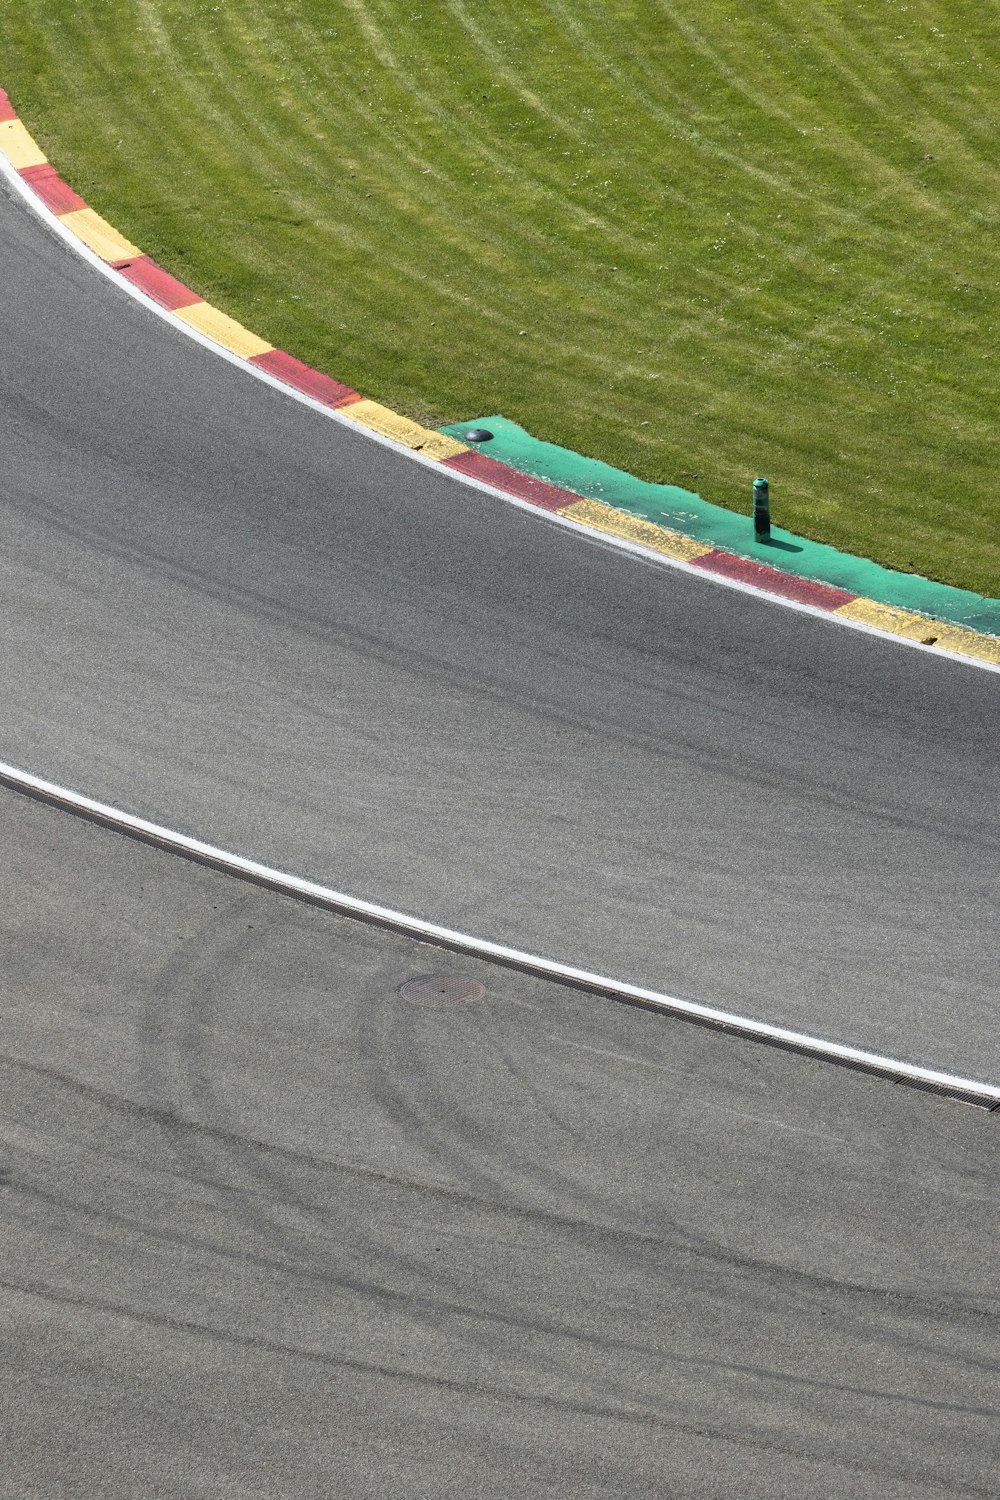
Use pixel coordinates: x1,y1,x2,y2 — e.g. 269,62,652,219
1,756,997,1108
2,151,998,676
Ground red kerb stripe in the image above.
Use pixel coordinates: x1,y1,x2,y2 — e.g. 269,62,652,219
0,88,16,122
249,349,361,408
442,450,578,511
19,163,86,215
115,256,202,310
691,550,856,610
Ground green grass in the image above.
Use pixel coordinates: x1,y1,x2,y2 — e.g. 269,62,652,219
1,0,998,596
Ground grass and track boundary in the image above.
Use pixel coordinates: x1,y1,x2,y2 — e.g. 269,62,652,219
1,2,1000,601
439,415,1000,639
2,80,999,668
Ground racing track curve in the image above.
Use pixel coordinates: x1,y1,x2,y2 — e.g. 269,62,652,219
3,783,998,1499
0,167,998,1084
1,126,1000,1500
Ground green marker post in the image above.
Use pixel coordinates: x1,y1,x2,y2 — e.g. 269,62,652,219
753,478,770,542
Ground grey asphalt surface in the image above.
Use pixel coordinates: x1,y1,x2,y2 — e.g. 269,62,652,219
2,785,998,1500
2,157,1000,1500
0,176,998,1081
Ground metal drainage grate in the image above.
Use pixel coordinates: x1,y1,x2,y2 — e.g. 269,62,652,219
399,975,486,1009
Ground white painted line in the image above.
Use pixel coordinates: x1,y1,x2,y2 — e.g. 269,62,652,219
2,151,997,676
1,755,997,1108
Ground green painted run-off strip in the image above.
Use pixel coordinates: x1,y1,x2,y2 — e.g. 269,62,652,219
440,416,1000,636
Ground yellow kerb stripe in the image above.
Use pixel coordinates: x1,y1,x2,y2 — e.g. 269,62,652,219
174,302,273,359
339,400,469,460
59,207,140,263
835,596,1000,665
562,498,714,562
0,118,47,169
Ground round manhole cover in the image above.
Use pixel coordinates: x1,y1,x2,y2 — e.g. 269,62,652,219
398,975,486,1009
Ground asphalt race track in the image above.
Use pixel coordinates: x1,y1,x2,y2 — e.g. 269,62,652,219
0,170,998,1496
3,786,998,1499
2,173,1000,1081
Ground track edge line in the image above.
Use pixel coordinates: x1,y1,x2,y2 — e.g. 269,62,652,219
0,756,996,1111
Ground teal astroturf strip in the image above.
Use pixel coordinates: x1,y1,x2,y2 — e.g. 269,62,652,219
441,417,1000,636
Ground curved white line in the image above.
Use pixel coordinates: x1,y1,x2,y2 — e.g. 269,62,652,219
2,151,997,675
1,756,996,1107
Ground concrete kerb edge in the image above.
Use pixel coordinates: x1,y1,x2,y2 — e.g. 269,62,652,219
0,100,998,674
